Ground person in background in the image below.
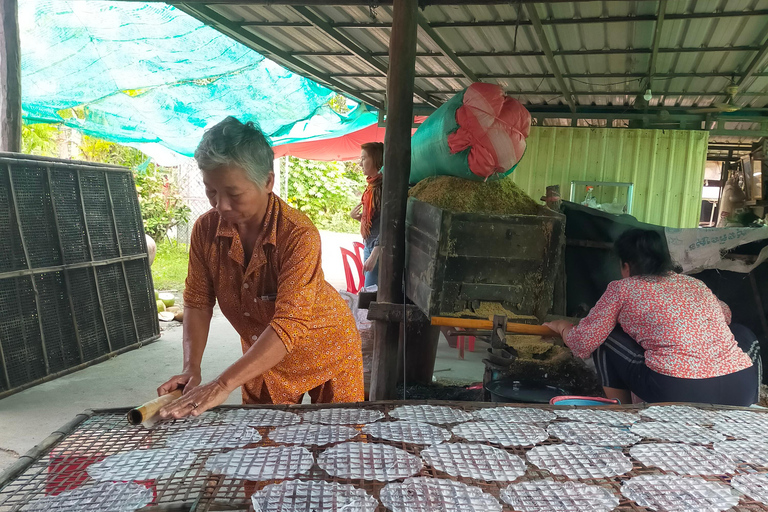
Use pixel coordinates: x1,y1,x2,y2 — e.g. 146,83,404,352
157,117,364,418
350,142,383,288
544,228,758,406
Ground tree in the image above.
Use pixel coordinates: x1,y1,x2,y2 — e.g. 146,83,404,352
285,157,365,234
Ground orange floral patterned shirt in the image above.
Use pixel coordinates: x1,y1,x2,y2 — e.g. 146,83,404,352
183,193,364,404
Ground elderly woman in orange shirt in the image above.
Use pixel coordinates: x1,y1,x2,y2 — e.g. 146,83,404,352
157,117,364,418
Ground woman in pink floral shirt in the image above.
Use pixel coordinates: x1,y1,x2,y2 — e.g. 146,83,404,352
545,229,759,406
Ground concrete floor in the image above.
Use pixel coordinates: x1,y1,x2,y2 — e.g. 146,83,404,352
0,306,485,473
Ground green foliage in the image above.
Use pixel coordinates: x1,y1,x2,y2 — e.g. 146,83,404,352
152,241,190,292
133,167,191,241
21,122,190,241
22,123,59,156
286,157,365,234
78,134,191,241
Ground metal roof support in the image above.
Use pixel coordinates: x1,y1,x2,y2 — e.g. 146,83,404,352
294,46,761,58
234,11,768,29
291,5,441,108
333,71,768,80
174,3,385,109
523,4,576,112
736,34,768,90
415,12,478,83
643,0,667,97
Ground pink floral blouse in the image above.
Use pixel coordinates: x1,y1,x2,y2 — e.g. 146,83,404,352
565,273,752,378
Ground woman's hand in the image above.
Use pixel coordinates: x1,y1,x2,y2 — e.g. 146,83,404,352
157,371,201,396
350,203,363,221
543,320,574,340
157,379,231,419
364,246,380,272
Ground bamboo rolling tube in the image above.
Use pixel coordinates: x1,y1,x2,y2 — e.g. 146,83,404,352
430,316,558,337
127,389,182,426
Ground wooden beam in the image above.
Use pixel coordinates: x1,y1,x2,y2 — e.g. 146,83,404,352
292,5,441,108
369,0,418,401
175,3,385,109
0,0,21,152
505,6,575,111
416,12,478,83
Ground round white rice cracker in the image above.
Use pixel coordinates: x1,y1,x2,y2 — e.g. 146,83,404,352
318,442,423,481
380,477,502,512
526,444,633,479
731,474,768,505
639,405,717,426
555,409,639,426
20,482,153,512
87,448,197,481
268,423,358,446
713,439,768,467
714,409,768,424
472,407,556,424
302,408,384,425
452,421,548,447
165,424,260,450
250,480,378,512
362,421,451,445
421,443,527,481
621,474,739,511
548,421,640,447
217,408,300,427
501,479,619,512
204,446,313,480
217,408,301,428
629,443,736,476
629,421,725,445
389,404,473,424
712,418,768,440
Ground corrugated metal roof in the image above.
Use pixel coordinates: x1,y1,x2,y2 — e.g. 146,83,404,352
175,0,768,143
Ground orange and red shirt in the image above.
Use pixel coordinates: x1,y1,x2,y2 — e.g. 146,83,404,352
183,193,364,404
565,273,752,379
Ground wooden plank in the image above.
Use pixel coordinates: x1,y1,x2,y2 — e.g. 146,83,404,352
0,0,21,152
370,0,418,401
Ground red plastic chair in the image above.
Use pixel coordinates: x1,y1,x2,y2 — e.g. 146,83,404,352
341,247,364,294
353,241,365,264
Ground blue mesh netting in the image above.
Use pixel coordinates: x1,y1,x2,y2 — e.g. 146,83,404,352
20,1,338,156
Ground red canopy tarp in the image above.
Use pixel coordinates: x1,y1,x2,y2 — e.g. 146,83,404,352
272,119,424,162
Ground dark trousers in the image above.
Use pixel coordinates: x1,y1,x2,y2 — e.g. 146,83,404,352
592,324,760,406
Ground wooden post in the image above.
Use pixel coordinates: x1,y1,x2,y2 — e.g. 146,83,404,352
0,0,21,152
369,0,418,401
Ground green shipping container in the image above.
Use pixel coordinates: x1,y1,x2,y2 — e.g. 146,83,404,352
509,127,708,228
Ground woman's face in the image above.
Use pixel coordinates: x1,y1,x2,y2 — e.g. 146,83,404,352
204,165,274,226
360,149,378,177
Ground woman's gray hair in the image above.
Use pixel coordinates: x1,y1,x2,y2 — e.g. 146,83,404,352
194,116,274,188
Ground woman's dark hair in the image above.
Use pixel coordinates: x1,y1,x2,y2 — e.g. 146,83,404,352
614,228,673,276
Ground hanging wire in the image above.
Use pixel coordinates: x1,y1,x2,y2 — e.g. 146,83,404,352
513,0,522,53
